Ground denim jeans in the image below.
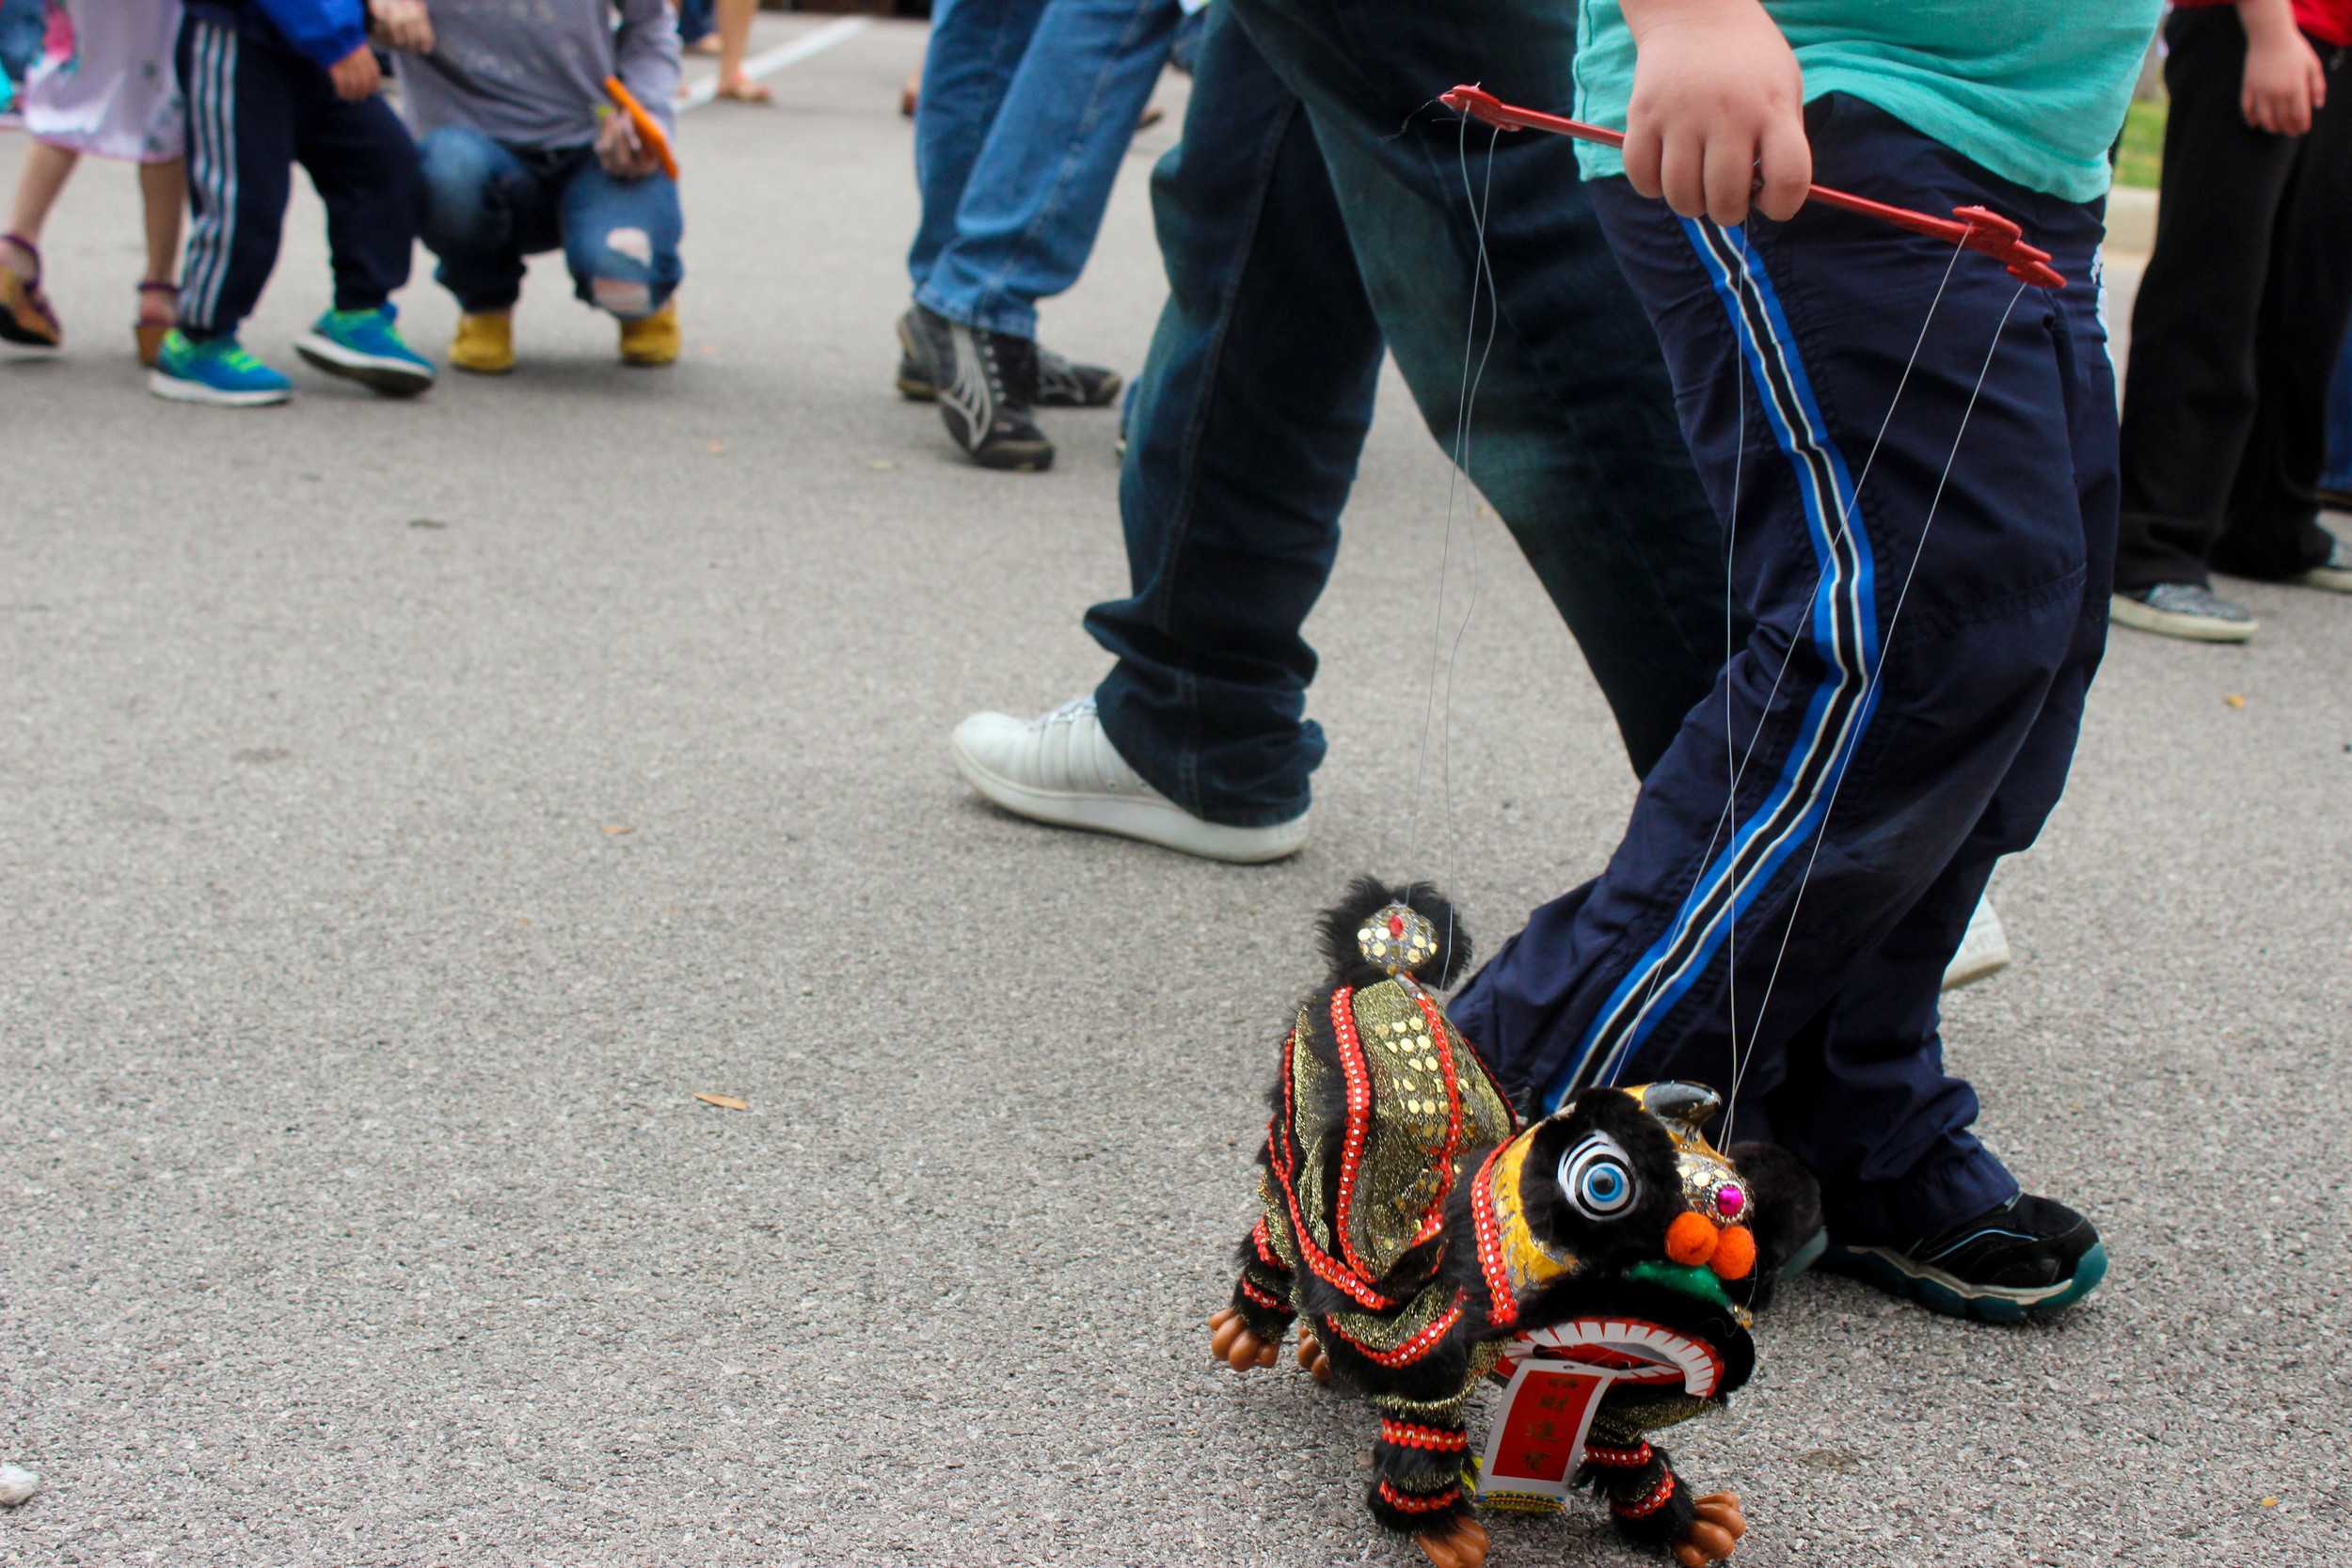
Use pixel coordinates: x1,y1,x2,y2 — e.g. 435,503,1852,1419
416,126,683,319
0,0,40,90
909,0,1181,339
1084,1,1727,827
2326,327,2352,495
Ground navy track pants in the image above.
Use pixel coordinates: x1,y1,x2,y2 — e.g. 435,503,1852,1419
1452,97,2119,1245
176,14,418,338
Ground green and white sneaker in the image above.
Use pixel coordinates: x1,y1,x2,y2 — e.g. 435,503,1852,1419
295,305,435,396
148,330,293,406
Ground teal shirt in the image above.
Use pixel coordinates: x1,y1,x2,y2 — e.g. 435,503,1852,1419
1571,0,2164,203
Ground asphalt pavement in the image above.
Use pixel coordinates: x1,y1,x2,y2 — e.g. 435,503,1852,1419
4,18,2348,1568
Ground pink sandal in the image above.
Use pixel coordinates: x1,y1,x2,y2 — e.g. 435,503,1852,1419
135,279,178,367
0,232,63,349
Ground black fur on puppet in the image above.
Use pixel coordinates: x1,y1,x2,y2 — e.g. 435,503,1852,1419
1316,874,1475,990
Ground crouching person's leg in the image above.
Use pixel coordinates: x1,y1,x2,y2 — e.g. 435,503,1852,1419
559,160,684,365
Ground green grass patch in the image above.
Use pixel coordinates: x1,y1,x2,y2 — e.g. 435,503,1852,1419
2117,98,2166,189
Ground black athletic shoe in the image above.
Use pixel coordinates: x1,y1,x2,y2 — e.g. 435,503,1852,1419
934,317,1052,471
896,307,1119,412
1034,349,1122,409
1821,1193,2106,1323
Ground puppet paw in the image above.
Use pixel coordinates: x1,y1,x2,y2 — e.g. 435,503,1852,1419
1295,1327,1333,1385
1415,1513,1489,1568
1670,1493,1746,1566
1207,1307,1279,1371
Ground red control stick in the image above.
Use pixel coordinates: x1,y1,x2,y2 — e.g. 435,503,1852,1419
1438,85,2066,291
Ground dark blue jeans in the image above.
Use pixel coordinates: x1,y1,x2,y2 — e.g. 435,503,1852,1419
2326,328,2352,494
910,0,1181,339
417,126,683,320
1086,0,1728,828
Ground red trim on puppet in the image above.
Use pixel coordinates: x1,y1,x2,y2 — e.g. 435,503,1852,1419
1470,1141,1518,1328
1613,1471,1678,1520
1267,1004,1396,1314
1321,1290,1466,1368
1238,1277,1288,1312
1380,1419,1470,1453
1583,1440,1655,1469
1328,988,1381,1283
1378,1481,1464,1515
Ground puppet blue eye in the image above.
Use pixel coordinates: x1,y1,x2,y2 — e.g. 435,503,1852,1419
1559,1132,1638,1219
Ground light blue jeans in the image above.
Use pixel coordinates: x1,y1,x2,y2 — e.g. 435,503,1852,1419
909,0,1181,339
417,126,683,320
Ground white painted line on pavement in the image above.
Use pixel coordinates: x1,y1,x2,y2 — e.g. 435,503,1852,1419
678,16,872,111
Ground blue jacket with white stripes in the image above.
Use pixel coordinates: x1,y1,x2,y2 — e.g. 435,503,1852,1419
183,0,368,71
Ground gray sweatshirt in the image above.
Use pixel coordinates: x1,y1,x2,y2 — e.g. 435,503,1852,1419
399,0,679,152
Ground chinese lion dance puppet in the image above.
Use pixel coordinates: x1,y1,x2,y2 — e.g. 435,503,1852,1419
1209,879,1821,1568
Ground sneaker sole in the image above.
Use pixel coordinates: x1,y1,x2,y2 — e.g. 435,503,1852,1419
1820,1239,2108,1323
147,369,290,406
950,737,1307,864
2108,594,2256,642
1941,900,2010,992
2295,564,2352,594
295,333,435,397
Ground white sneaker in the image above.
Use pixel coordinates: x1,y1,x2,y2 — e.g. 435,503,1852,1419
1942,895,2011,991
950,696,1310,863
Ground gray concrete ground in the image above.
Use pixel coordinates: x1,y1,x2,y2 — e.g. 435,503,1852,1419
4,18,2349,1568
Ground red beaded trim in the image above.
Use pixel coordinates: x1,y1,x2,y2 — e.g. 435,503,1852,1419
1268,1011,1394,1313
1237,1277,1288,1313
1613,1470,1677,1520
1379,1419,1470,1453
1328,988,1379,1282
1583,1440,1654,1469
1378,1481,1463,1516
1320,1289,1465,1369
1469,1141,1518,1329
1405,990,1468,1248
1251,1216,1282,1272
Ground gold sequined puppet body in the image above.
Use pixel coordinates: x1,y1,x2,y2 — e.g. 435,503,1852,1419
1208,879,1822,1568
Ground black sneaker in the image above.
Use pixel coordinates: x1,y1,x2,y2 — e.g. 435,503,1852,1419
897,306,1053,471
895,306,1119,411
1035,349,1122,409
1821,1193,2106,1323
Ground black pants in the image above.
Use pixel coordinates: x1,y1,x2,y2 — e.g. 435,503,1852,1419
2116,7,2352,588
175,14,419,339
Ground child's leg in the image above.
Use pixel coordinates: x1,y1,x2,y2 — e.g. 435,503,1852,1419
555,163,682,320
2114,7,2306,591
292,87,419,314
176,15,295,340
2214,41,2352,580
5,140,78,256
1454,99,2110,1241
416,126,547,313
139,158,186,285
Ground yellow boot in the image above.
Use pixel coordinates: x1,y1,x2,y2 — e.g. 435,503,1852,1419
618,300,680,367
451,309,516,375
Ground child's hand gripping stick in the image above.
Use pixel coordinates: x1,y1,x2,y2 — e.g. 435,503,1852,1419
1438,85,2065,290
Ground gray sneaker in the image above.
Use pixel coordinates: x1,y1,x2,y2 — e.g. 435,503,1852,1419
2296,529,2352,594
2109,582,2258,643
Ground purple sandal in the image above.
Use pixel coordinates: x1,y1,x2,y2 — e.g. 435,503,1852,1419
135,278,178,367
0,232,63,349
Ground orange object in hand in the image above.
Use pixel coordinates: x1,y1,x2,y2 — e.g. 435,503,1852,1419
1665,1211,1720,1268
604,75,680,180
1710,1225,1756,1281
